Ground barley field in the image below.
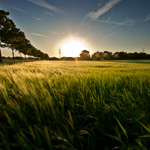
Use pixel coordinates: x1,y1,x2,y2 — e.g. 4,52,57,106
0,60,150,150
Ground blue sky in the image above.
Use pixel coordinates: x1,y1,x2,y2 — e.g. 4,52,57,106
0,0,150,57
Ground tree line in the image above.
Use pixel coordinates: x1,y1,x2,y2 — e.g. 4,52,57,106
79,50,150,60
58,50,150,61
0,10,49,63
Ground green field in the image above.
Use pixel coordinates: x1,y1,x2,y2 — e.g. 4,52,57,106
0,60,150,150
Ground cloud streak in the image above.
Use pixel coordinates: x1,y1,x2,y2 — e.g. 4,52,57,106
82,0,122,24
97,18,136,26
27,0,64,14
30,32,48,37
46,11,53,16
144,13,150,22
49,31,65,35
98,18,137,41
8,5,25,13
33,17,42,21
100,29,121,41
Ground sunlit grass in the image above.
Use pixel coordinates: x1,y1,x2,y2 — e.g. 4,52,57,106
0,60,150,149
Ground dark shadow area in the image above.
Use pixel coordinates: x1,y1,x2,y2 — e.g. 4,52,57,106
111,60,150,64
95,66,112,68
0,57,36,65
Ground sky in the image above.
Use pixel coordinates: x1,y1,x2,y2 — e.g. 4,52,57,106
0,0,150,57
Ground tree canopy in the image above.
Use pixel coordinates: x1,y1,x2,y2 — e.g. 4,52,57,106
0,10,49,60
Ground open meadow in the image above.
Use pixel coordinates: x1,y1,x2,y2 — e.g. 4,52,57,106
0,60,150,150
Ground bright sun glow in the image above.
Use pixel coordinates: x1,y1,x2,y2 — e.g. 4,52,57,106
61,39,86,57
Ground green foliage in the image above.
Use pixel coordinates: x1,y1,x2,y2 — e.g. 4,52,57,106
0,9,49,60
0,60,150,149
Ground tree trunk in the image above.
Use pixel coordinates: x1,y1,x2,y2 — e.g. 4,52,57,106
0,49,2,63
20,52,22,61
12,48,15,62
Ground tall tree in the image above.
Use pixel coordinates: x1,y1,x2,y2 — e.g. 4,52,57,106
80,50,90,60
0,9,49,61
0,10,10,63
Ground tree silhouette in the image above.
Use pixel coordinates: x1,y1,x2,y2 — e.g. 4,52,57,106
0,10,10,62
80,50,90,60
0,9,49,61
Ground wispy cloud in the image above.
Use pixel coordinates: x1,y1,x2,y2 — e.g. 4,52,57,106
144,13,150,22
98,18,137,41
30,32,48,37
100,29,121,41
33,17,42,21
8,5,25,13
46,11,53,16
97,18,136,26
82,0,122,24
49,31,65,35
27,0,64,14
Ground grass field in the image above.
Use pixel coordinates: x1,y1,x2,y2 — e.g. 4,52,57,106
0,60,150,150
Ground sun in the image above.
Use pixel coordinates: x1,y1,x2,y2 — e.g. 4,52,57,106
61,39,86,57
